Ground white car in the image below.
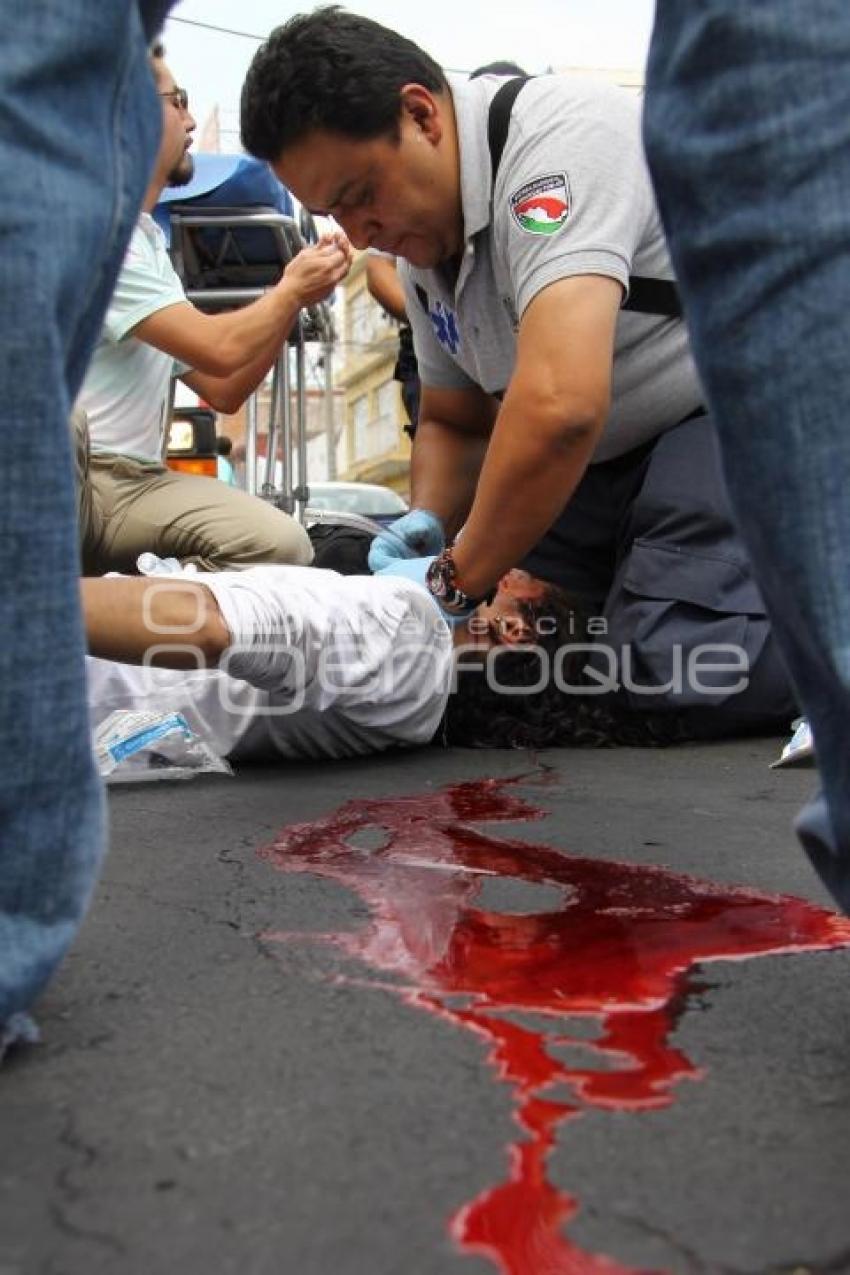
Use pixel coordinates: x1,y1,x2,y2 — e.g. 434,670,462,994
303,481,408,527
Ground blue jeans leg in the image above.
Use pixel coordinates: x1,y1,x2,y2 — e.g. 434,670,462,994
643,1,850,909
0,1,161,1053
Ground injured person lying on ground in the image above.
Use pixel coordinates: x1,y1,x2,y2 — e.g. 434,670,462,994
82,558,797,763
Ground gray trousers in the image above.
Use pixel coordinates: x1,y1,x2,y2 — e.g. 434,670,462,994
73,409,313,573
521,412,796,734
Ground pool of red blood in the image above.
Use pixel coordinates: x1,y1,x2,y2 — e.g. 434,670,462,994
260,776,850,1275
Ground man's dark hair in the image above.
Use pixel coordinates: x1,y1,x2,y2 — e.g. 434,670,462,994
216,435,233,457
440,583,693,749
469,61,527,80
149,41,165,83
241,6,447,160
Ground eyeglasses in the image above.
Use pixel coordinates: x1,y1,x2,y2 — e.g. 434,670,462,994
159,87,189,111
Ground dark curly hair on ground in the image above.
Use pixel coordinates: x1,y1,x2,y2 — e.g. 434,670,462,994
439,583,695,750
241,6,447,161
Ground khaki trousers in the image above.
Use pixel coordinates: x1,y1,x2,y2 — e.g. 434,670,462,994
73,409,313,573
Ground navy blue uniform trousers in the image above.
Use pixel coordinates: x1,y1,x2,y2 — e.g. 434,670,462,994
521,413,796,735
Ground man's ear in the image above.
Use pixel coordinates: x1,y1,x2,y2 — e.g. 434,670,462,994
400,83,443,145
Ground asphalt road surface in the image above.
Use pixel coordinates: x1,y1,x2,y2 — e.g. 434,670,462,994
2,738,849,1275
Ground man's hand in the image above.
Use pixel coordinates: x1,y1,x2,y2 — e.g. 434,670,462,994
367,508,445,573
280,231,353,308
174,230,352,410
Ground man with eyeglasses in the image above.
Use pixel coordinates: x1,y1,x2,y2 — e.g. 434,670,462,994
73,44,352,575
161,84,188,112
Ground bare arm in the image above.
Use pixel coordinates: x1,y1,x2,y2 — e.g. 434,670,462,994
449,274,622,598
133,233,352,414
365,254,409,323
410,384,499,536
179,332,285,418
82,578,229,669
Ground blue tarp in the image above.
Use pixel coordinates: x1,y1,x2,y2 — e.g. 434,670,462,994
153,153,294,240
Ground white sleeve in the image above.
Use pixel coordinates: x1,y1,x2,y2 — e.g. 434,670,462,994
201,566,453,732
494,79,657,320
104,227,188,343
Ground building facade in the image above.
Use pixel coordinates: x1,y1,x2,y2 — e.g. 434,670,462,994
336,252,412,498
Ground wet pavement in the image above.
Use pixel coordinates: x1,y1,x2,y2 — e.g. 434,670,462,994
2,738,850,1275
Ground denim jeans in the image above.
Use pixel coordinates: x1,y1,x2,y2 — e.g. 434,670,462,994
644,1,850,910
0,1,165,1054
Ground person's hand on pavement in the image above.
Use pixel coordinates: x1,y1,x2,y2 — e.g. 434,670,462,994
367,508,445,573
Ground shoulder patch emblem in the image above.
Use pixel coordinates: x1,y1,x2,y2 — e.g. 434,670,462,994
510,173,571,236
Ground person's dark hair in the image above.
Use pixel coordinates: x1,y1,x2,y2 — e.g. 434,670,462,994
149,41,165,84
216,435,233,458
307,523,372,574
241,6,448,160
469,61,527,80
440,583,693,749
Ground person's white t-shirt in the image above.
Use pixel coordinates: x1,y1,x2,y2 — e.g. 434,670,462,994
85,567,454,762
77,214,189,463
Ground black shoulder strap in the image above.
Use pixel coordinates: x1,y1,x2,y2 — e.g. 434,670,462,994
487,76,531,187
486,76,682,320
624,277,682,318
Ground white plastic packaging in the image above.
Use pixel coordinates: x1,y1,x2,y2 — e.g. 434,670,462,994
770,717,815,770
94,709,233,784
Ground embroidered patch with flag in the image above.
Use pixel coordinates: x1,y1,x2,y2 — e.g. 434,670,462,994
510,173,571,236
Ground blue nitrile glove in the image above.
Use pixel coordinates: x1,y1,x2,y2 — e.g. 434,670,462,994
367,508,445,573
375,555,473,627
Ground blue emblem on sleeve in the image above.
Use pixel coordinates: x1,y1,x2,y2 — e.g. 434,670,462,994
428,301,461,355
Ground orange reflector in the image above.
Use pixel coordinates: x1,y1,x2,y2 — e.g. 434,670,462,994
166,458,218,477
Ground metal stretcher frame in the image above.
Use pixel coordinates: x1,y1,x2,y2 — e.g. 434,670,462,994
167,205,335,520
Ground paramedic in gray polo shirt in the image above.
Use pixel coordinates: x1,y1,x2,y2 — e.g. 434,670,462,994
240,9,793,732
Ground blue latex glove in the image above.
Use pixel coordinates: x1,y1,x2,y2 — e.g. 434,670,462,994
367,508,445,573
375,555,473,627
